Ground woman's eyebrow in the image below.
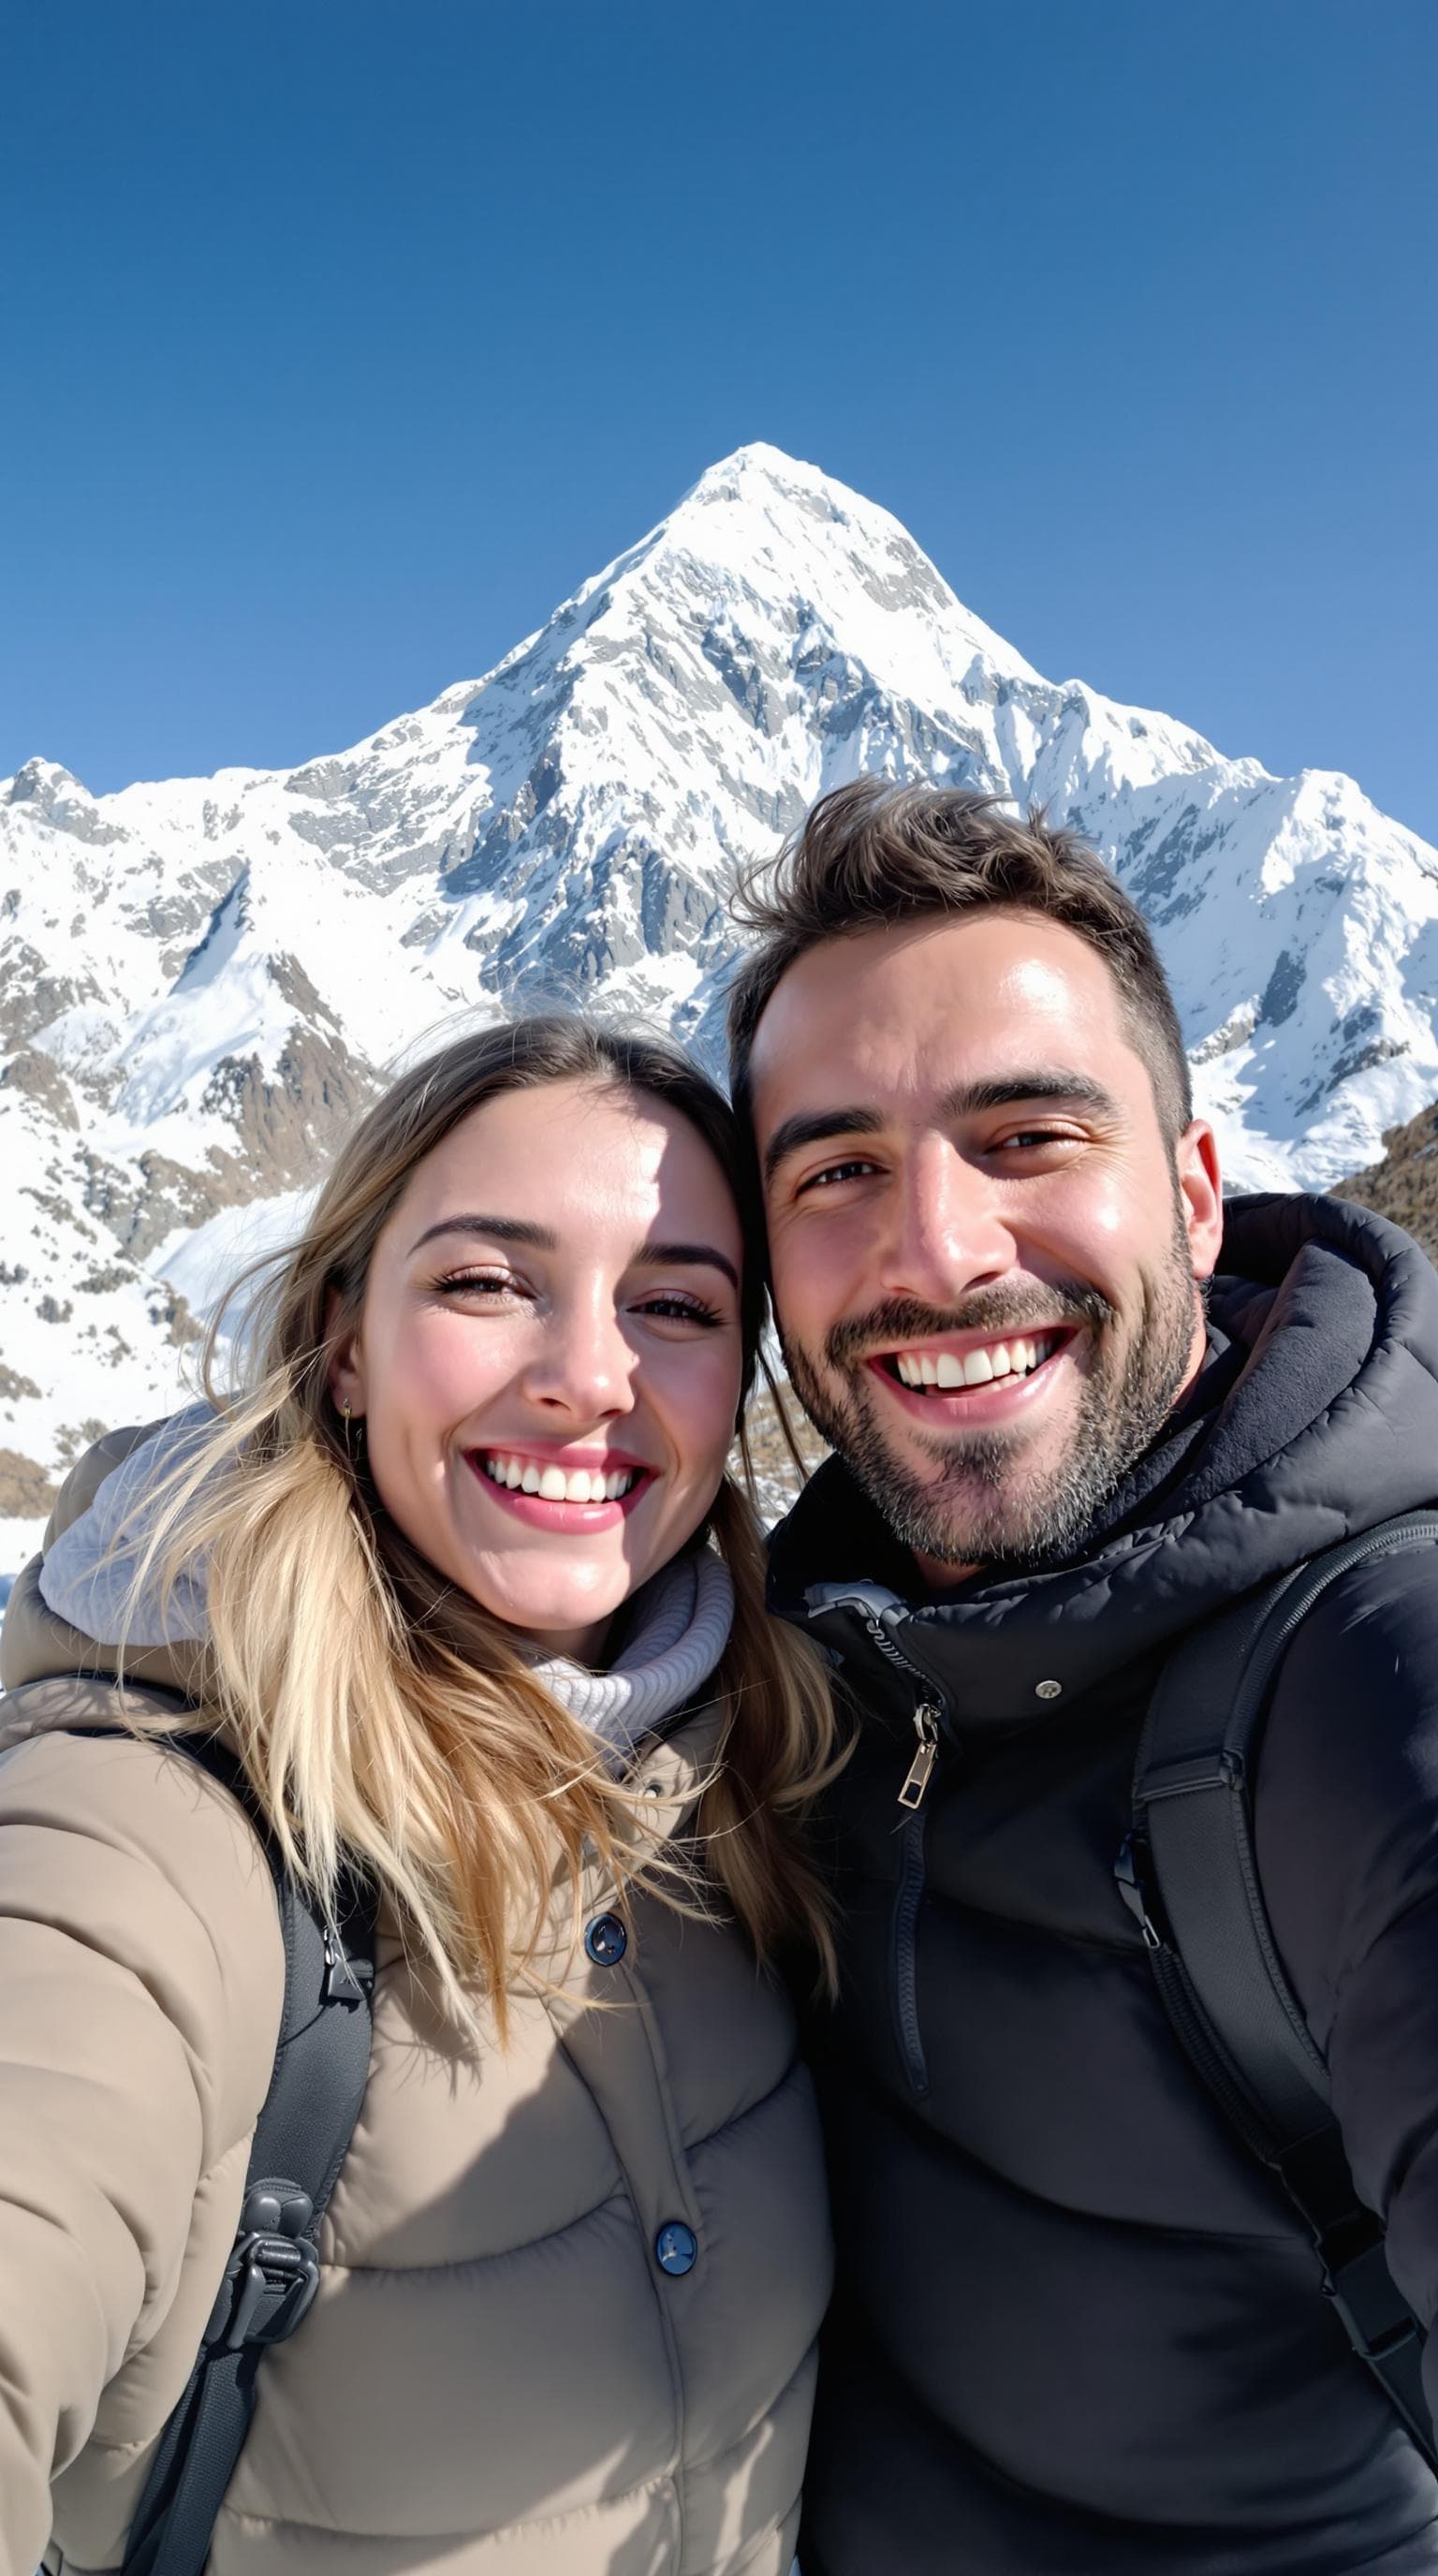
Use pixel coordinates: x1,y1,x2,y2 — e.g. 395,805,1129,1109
406,1215,559,1258
638,1240,741,1293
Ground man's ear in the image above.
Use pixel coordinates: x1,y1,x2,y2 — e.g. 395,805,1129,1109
1176,1120,1225,1282
324,1284,366,1420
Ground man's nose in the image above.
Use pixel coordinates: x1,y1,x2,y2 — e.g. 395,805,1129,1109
522,1291,637,1420
876,1137,1016,1306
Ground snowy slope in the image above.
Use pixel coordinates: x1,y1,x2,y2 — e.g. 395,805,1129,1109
3,441,1436,1567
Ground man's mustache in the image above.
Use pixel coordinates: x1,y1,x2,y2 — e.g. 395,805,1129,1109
822,1281,1116,1373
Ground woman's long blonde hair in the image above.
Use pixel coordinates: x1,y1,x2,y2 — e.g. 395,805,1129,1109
120,1017,841,2032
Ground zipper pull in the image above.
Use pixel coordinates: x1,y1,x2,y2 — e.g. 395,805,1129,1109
897,1704,941,1811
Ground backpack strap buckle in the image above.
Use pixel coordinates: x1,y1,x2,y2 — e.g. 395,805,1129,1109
204,2181,322,2353
1323,2235,1422,2366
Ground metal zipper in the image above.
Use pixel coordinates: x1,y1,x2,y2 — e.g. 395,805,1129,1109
889,1700,943,2096
898,1701,940,1809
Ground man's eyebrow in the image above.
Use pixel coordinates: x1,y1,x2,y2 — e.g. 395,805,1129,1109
762,1107,885,1186
939,1071,1122,1121
638,1240,741,1294
406,1214,558,1258
759,1074,1118,1186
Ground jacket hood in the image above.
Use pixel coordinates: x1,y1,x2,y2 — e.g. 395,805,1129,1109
769,1191,1438,1727
0,1416,209,1728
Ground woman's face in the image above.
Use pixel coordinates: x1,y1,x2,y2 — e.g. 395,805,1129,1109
330,1078,745,1661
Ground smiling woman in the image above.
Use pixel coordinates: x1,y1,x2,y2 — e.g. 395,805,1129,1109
0,1016,840,2576
329,1075,751,1663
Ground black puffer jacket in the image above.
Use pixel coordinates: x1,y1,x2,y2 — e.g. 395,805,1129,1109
774,1193,1438,2574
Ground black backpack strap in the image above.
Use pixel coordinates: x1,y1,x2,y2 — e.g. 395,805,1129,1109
1121,1511,1438,2466
66,1727,379,2576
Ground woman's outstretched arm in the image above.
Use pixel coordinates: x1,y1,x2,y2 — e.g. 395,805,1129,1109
0,1719,283,2574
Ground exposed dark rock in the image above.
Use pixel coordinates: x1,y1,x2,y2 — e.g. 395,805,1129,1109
1,1047,80,1129
1333,1099,1438,1263
1260,947,1306,1030
198,1023,380,1193
0,944,100,1046
0,1448,58,1516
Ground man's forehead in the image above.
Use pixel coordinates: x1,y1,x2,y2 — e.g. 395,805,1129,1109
748,911,1127,1116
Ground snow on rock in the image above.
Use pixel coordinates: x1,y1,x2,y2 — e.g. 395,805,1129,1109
3,438,1436,1569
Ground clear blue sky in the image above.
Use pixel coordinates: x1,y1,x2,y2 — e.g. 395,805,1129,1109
3,1,1434,839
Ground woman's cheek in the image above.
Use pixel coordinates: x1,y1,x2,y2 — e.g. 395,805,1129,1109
406,1315,511,1417
674,1346,744,1473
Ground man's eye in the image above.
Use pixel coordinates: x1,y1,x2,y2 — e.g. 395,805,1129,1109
993,1128,1081,1152
798,1159,880,1194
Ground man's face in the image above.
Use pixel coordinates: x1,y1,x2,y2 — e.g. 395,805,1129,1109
749,909,1225,1578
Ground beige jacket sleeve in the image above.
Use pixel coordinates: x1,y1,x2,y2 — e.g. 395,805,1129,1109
0,1712,284,2576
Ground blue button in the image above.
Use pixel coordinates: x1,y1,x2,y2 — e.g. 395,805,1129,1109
654,2221,697,2276
584,1912,627,1966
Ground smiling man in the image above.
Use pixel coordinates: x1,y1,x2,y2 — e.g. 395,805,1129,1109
730,780,1438,2574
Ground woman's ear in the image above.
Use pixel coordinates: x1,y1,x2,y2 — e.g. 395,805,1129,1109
324,1284,366,1421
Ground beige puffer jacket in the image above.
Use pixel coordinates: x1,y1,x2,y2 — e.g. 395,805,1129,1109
0,1428,830,2576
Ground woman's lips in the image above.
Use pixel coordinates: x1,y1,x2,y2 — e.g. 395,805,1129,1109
462,1451,654,1532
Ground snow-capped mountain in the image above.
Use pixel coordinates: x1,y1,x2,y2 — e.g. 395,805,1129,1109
3,441,1436,1568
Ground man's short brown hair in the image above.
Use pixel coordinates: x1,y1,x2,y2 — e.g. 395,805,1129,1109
726,778,1192,1144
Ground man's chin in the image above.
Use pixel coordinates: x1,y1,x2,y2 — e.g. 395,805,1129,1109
881,1486,1051,1573
836,1412,1087,1569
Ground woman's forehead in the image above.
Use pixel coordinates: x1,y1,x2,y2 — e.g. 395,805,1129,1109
387,1078,741,1249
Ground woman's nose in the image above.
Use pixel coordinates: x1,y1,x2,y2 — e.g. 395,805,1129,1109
878,1139,1015,1304
522,1295,636,1418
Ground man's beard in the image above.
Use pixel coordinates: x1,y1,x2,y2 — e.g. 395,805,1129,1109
781,1199,1202,1573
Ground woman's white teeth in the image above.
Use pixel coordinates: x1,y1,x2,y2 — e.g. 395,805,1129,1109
481,1455,637,1502
894,1335,1055,1390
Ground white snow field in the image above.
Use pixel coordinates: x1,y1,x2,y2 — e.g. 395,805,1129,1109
4,441,1436,1586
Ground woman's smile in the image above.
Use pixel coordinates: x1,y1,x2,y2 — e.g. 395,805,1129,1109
464,1442,656,1530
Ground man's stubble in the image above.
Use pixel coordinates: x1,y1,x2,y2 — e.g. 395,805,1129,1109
781,1193,1202,1574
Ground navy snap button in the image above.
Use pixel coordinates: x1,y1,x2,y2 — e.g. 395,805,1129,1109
584,1911,627,1966
654,2221,697,2276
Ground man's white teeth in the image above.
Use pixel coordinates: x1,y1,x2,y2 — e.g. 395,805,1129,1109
894,1335,1057,1390
480,1455,638,1502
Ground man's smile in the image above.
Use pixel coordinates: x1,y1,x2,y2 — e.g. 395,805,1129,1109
863,1327,1078,1429
877,1327,1074,1391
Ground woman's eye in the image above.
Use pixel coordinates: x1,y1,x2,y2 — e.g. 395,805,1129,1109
432,1268,521,1299
636,1294,724,1326
798,1159,880,1194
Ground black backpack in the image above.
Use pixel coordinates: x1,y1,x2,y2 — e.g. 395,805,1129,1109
1119,1511,1438,2466
71,1726,378,2576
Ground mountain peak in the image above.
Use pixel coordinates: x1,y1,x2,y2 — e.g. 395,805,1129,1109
7,755,88,810
680,440,842,505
